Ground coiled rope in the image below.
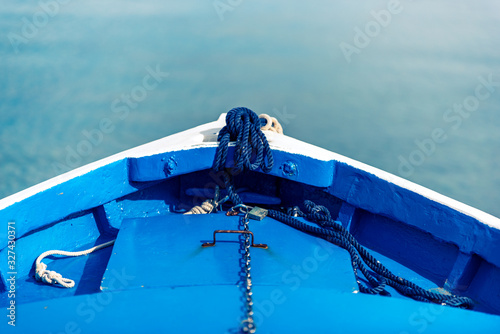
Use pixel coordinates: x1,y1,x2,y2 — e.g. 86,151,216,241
268,202,474,309
33,107,476,309
213,107,274,174
35,240,115,288
213,107,474,309
259,113,283,134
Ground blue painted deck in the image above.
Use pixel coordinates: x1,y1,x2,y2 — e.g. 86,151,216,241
11,286,500,333
102,213,357,291
1,143,500,332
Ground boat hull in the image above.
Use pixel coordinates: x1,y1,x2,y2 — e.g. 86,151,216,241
1,114,500,332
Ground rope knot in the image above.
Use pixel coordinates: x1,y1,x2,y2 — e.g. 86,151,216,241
225,108,263,141
35,262,75,288
303,200,332,225
213,107,274,175
35,262,49,281
267,206,475,310
286,206,304,217
360,276,388,295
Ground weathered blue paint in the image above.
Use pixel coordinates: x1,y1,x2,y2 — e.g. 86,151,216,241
352,211,460,286
128,147,335,187
0,147,332,246
128,148,217,182
97,178,179,231
0,212,103,290
185,187,281,205
281,160,298,177
466,257,500,315
445,252,481,292
325,160,500,314
102,213,356,291
328,161,500,269
336,201,358,230
0,160,135,243
1,134,500,330
0,243,113,308
9,285,500,333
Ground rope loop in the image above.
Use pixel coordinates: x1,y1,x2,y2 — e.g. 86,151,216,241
303,200,332,225
268,201,475,310
285,206,304,217
359,276,387,295
213,107,274,174
259,113,283,134
35,262,75,288
34,240,115,289
208,108,474,310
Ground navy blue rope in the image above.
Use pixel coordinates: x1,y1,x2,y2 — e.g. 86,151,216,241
211,107,474,310
267,202,475,309
213,107,273,174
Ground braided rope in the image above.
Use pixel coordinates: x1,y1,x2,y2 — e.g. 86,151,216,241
35,240,115,288
267,203,474,309
259,113,283,134
208,108,474,309
213,107,274,174
184,200,215,214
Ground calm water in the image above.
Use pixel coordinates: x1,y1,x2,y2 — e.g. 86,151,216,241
1,0,499,217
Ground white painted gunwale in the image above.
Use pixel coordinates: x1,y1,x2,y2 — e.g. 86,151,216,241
1,114,499,230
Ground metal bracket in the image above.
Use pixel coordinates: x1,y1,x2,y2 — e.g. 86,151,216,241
202,230,268,249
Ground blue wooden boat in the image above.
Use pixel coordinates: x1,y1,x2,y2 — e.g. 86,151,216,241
1,108,500,333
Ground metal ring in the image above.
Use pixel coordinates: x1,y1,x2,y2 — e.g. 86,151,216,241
232,204,253,214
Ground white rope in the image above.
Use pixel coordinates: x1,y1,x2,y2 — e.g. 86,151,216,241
35,240,115,288
184,200,215,214
259,113,283,134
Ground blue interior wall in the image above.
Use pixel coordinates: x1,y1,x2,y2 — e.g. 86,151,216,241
1,146,500,315
351,210,459,286
467,258,500,315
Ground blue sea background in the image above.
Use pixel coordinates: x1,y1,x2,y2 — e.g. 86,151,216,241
1,0,499,218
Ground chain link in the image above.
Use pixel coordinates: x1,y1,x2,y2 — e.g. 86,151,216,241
241,210,256,333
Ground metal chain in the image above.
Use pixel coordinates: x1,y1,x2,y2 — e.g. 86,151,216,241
240,208,256,334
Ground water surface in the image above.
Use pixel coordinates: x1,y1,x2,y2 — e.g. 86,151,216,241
1,0,499,217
